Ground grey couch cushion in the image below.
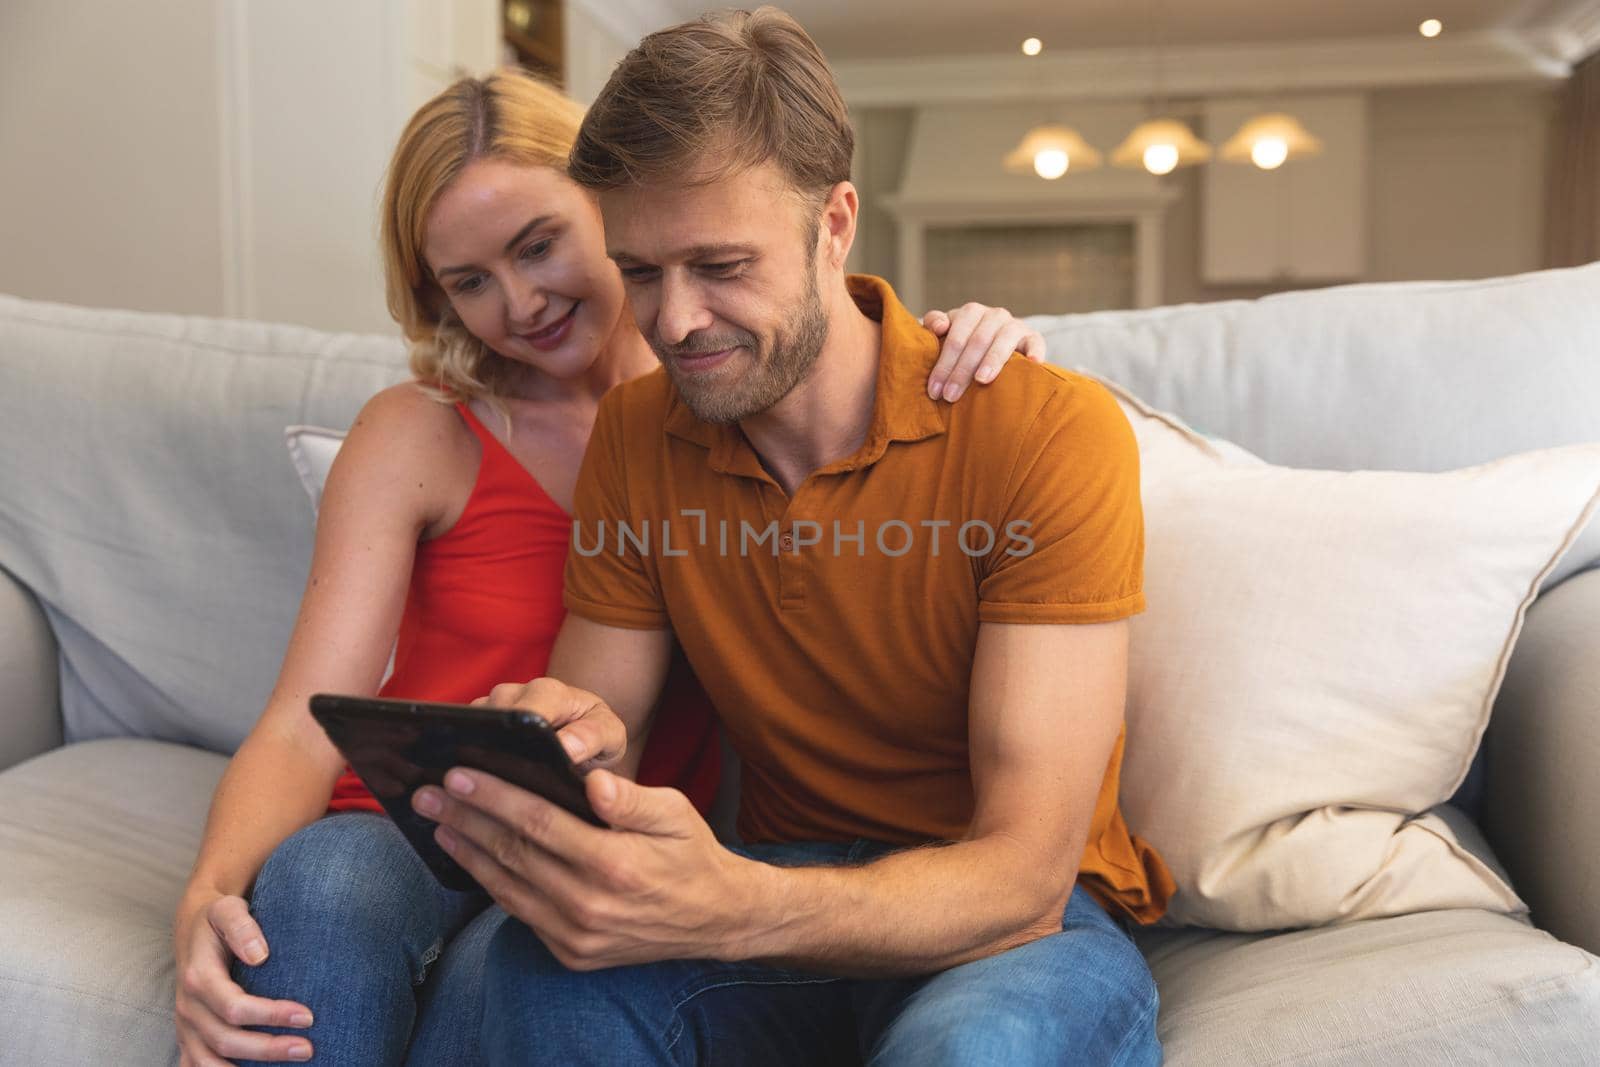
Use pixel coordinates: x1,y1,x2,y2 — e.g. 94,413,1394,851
0,293,409,752
4,738,1596,1066
1485,566,1600,957
0,738,227,1067
1027,262,1600,588
1140,907,1600,1065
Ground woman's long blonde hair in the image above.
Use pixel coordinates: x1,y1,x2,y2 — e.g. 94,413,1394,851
379,69,586,406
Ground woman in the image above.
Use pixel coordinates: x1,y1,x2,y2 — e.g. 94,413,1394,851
171,69,1046,1067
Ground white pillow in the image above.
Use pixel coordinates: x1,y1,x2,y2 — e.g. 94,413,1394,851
284,425,346,513
1097,374,1600,931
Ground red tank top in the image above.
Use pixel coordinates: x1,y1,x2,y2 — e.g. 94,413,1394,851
327,402,721,815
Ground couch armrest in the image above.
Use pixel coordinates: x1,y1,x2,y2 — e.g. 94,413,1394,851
0,565,62,771
1483,566,1600,955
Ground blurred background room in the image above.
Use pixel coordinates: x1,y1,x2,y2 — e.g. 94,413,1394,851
1,0,1596,333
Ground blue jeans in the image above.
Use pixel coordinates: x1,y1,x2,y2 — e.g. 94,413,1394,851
479,839,1162,1066
230,812,509,1066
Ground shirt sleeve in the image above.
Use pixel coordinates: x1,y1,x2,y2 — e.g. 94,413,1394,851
562,389,671,630
977,379,1146,624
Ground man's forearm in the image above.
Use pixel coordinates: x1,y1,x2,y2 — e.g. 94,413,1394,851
727,835,1073,978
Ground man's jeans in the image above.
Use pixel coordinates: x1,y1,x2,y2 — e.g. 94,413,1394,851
230,811,507,1066
481,839,1163,1066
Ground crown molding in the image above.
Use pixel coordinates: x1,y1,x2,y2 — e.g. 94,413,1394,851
831,30,1570,108
1521,0,1600,63
564,0,688,48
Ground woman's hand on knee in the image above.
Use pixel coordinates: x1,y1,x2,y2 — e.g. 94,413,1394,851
174,892,316,1063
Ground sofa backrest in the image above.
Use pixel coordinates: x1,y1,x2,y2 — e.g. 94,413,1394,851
1027,262,1600,586
0,294,408,752
6,264,1598,753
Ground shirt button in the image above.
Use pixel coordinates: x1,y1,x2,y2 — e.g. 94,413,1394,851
780,534,795,552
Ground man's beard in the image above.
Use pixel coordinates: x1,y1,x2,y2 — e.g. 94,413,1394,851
652,269,829,425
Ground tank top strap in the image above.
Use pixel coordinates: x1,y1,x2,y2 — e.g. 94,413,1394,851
455,401,517,481
453,400,569,519
456,400,497,447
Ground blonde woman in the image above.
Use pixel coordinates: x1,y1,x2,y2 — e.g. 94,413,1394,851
171,69,1047,1067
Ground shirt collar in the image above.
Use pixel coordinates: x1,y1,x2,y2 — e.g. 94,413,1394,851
662,274,947,475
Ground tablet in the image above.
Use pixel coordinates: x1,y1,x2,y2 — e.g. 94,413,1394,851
309,693,605,891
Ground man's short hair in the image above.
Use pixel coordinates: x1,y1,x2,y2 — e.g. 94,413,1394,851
568,6,854,204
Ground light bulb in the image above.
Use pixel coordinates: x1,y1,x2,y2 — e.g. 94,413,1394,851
1251,137,1289,170
1021,37,1042,56
1143,143,1179,175
1419,19,1442,38
1033,149,1069,179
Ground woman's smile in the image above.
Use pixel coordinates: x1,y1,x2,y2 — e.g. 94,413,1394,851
516,301,580,351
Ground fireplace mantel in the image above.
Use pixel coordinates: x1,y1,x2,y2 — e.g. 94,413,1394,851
881,192,1177,313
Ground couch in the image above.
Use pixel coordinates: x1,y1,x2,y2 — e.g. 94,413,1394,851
2,263,1599,1065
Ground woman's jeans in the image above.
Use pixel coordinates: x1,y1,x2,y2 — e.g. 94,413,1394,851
230,811,507,1066
479,839,1163,1066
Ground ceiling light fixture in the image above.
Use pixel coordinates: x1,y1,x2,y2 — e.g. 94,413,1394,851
1021,37,1043,56
1112,117,1213,176
1003,124,1103,180
1419,19,1442,38
1110,0,1212,176
1220,112,1323,170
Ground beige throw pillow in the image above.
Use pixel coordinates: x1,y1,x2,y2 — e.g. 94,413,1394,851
1096,375,1600,930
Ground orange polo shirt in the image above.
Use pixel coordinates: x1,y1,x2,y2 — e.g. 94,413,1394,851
565,274,1174,924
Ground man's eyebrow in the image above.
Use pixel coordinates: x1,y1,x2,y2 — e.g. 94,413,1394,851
434,216,553,277
686,243,758,260
608,243,759,266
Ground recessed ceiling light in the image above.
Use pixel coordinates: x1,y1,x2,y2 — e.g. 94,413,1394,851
1021,37,1043,56
1419,19,1442,38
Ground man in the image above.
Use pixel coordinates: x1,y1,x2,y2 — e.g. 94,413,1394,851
410,8,1173,1063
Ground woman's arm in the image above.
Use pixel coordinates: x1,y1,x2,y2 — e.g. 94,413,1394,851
173,384,472,1066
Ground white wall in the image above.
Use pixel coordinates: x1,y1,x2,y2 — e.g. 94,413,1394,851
1367,85,1555,282
0,0,500,334
214,0,500,335
0,0,664,330
564,4,636,108
222,0,409,334
0,0,225,316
